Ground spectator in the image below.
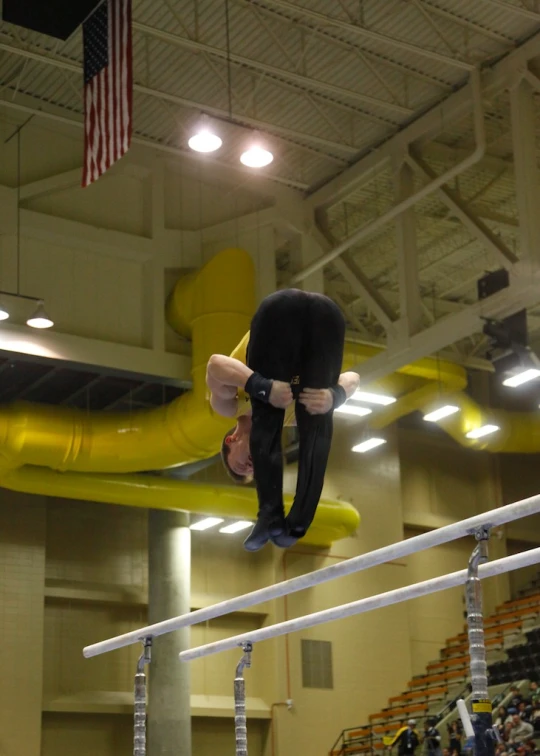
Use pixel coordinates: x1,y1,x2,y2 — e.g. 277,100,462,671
424,718,442,756
508,708,520,725
518,702,532,722
507,714,535,745
448,720,462,755
529,682,539,706
531,703,540,733
390,719,420,756
495,707,509,730
510,687,524,709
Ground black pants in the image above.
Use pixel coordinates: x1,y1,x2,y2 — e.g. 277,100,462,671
246,289,345,537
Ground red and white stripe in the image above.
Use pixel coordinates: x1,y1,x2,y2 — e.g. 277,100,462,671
83,0,132,187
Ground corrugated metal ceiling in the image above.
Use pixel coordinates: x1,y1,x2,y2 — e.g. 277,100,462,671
0,0,540,349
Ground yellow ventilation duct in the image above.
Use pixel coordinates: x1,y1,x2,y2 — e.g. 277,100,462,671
0,247,360,546
433,391,540,453
0,248,255,473
0,466,358,549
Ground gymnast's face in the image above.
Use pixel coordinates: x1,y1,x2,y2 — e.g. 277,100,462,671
226,425,253,478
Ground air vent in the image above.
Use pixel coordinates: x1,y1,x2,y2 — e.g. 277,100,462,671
301,639,333,689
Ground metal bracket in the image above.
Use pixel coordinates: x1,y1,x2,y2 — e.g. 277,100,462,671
474,526,491,542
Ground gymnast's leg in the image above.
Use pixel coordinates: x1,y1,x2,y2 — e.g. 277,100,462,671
243,290,306,551
285,294,345,541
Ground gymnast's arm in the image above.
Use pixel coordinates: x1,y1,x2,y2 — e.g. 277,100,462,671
298,371,360,415
207,354,294,414
337,371,360,399
206,354,253,418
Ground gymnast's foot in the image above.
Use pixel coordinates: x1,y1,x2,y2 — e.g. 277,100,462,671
270,531,298,549
243,516,285,552
271,520,305,549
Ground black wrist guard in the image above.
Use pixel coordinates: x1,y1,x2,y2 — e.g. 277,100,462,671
329,384,347,409
245,372,273,403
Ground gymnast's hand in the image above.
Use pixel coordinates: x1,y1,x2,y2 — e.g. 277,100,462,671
269,381,294,409
298,388,333,415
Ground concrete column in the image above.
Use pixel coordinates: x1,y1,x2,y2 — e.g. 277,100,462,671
510,77,540,271
148,510,192,756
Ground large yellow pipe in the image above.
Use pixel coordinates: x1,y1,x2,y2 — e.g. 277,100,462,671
0,248,256,473
0,248,359,545
436,391,540,453
0,466,359,549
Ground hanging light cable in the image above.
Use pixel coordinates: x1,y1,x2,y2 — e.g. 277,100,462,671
225,0,233,120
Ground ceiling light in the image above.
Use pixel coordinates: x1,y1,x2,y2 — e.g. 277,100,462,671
240,144,274,168
351,391,396,406
465,425,500,440
188,129,222,153
0,303,9,321
502,368,540,387
26,301,54,329
219,521,253,534
335,404,372,417
189,517,224,531
423,405,460,423
352,437,386,453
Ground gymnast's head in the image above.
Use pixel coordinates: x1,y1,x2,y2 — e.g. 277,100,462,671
221,417,253,483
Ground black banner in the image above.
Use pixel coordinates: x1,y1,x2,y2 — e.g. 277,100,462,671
2,0,103,40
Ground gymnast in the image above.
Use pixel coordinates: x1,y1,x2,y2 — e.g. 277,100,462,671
206,289,360,552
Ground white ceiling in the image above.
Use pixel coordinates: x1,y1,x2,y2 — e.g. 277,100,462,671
1,0,540,357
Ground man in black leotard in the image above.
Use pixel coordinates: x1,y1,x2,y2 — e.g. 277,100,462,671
206,289,359,551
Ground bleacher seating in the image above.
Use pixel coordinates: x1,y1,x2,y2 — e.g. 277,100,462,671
489,626,540,684
330,575,540,756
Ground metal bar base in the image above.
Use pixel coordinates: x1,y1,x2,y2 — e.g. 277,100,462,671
234,642,253,756
465,528,495,756
134,638,152,756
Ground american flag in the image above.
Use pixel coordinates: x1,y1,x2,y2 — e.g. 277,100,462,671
82,0,133,187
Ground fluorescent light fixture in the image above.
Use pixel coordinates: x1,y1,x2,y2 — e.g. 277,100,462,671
423,405,460,423
465,425,500,440
0,304,9,321
189,517,224,531
335,404,372,417
502,368,540,387
352,437,386,453
188,129,222,153
219,521,253,534
240,145,274,168
27,301,54,329
351,391,396,406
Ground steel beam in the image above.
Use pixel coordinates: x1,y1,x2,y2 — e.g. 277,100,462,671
480,0,540,21
511,73,540,271
307,219,398,332
246,0,474,69
394,160,422,337
407,152,518,268
306,31,540,210
333,256,397,333
0,42,351,168
347,274,540,383
132,22,413,116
